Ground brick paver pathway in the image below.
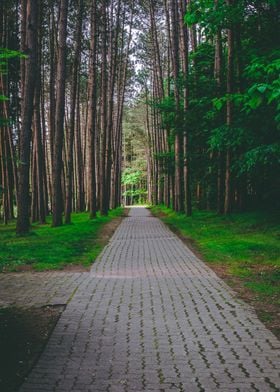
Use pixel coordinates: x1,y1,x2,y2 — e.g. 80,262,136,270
0,272,86,308
20,207,280,391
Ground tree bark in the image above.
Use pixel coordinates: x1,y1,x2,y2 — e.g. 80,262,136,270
88,0,98,218
169,0,184,212
52,0,68,226
65,0,83,224
179,0,192,216
100,0,108,215
224,0,234,214
16,0,38,235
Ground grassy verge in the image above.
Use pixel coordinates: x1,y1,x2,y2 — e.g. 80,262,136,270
0,208,124,272
151,205,280,336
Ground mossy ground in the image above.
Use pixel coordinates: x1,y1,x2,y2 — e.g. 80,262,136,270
0,208,124,272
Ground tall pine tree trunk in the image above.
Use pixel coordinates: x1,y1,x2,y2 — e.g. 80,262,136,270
169,0,184,212
16,0,38,234
224,0,234,214
52,0,68,226
100,0,108,215
65,0,83,224
179,0,192,216
88,0,98,218
214,1,224,214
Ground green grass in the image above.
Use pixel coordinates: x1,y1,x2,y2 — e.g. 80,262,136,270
151,205,280,303
0,208,124,272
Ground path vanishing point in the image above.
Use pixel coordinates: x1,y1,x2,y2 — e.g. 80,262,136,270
20,207,280,391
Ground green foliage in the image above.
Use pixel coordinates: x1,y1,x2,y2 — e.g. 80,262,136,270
123,102,150,204
121,168,147,203
0,48,26,60
209,125,248,151
0,95,9,102
244,54,280,125
0,48,25,112
211,54,280,123
185,0,244,32
122,189,147,197
239,144,280,172
0,48,26,74
183,5,280,209
0,209,124,271
122,168,143,186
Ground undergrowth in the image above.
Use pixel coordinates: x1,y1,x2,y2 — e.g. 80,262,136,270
0,208,124,271
151,205,280,305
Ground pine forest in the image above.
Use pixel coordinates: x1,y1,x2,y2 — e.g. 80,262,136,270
0,2,280,390
0,0,279,232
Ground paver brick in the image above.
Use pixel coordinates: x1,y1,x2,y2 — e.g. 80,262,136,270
15,207,280,391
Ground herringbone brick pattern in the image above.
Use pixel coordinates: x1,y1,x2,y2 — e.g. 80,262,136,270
19,207,280,391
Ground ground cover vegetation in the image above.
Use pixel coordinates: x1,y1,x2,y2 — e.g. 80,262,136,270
0,208,123,271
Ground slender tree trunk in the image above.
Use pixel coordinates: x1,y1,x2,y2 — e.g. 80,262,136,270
33,82,46,224
40,70,49,215
179,0,192,216
224,0,234,214
48,5,56,169
100,0,108,215
0,69,17,222
16,0,38,235
214,0,224,214
65,0,83,224
169,0,184,212
34,3,46,224
75,96,85,212
52,0,68,226
88,0,97,218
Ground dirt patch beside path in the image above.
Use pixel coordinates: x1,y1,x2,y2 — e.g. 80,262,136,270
209,263,280,340
96,208,130,244
0,305,64,392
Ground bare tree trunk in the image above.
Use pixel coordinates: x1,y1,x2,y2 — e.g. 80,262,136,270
52,0,68,226
34,3,46,224
75,95,85,212
33,81,46,224
0,66,17,222
224,0,234,214
48,4,56,170
88,0,97,218
65,0,83,224
16,0,38,235
214,0,224,214
40,68,49,215
179,0,192,216
100,0,108,215
169,0,184,212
